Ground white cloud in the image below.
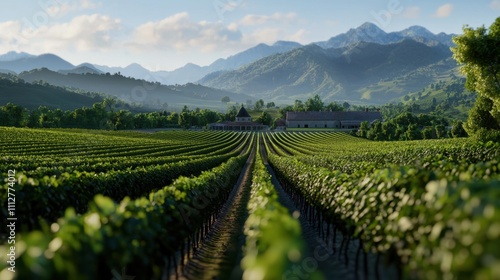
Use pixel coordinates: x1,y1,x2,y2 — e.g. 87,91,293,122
243,28,283,44
39,0,101,17
491,0,500,9
239,12,298,26
403,6,421,19
287,29,308,43
433,4,453,18
130,13,242,52
240,27,307,46
0,14,121,54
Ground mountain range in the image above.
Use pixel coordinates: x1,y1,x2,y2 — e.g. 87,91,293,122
0,22,461,108
0,22,454,84
17,68,252,111
315,22,454,49
200,39,455,104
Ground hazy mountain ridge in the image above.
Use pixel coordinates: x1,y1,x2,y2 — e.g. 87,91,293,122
315,22,455,49
0,51,36,62
0,22,455,86
199,39,454,104
0,22,459,107
0,73,104,110
0,53,74,73
17,68,251,111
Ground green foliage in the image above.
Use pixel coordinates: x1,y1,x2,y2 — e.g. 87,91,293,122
0,100,235,130
242,142,320,280
0,103,25,126
359,112,449,141
255,111,273,126
265,131,500,279
254,99,264,111
463,95,500,135
0,148,250,279
221,96,231,103
305,94,324,111
202,40,453,104
0,128,250,229
450,120,467,138
452,17,500,138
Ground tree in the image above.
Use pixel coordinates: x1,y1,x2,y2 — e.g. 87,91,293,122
367,120,385,141
325,102,344,112
463,94,500,135
266,102,276,108
256,111,272,126
422,127,435,139
357,121,369,138
293,100,305,112
200,109,220,124
221,96,230,103
103,97,117,114
111,110,133,130
406,123,421,140
178,111,192,129
452,17,500,137
0,103,25,126
451,120,468,138
382,121,397,140
305,94,324,111
342,102,351,111
435,124,447,139
278,105,294,119
167,112,179,124
254,99,264,111
225,105,238,121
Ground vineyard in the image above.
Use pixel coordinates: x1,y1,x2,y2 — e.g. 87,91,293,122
1,127,500,279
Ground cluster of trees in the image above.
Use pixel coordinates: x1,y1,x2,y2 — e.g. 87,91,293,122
356,112,467,141
0,99,276,130
400,77,476,121
0,100,177,130
452,17,500,141
277,94,351,119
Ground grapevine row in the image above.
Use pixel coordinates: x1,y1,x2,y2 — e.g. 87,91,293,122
0,132,251,230
267,133,500,279
0,135,254,279
241,138,321,280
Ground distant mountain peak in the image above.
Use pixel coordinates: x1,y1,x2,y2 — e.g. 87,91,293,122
273,40,302,47
400,25,435,37
125,63,146,69
38,53,62,59
316,23,454,49
0,51,35,62
358,22,385,32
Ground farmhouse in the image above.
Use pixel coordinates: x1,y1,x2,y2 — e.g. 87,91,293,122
209,106,268,131
286,111,382,129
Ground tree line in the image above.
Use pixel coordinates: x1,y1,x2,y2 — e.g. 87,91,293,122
452,17,500,141
356,112,467,141
0,99,266,130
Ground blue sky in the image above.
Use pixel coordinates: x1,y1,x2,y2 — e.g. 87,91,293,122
0,0,498,71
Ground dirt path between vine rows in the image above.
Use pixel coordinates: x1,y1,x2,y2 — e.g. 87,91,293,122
169,142,255,280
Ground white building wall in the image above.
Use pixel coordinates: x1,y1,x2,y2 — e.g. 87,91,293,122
286,120,341,128
286,120,365,129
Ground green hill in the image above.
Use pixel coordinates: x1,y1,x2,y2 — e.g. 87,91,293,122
199,40,454,105
18,68,251,111
399,76,475,121
0,74,104,110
